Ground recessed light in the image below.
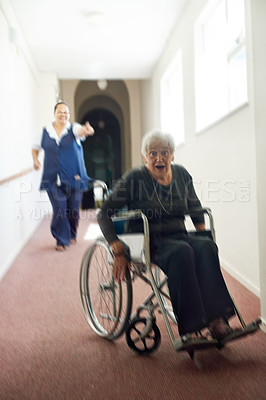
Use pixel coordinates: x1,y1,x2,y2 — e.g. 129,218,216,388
97,79,108,91
85,11,106,27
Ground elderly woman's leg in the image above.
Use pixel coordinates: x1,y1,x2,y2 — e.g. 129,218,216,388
159,239,208,335
186,236,235,338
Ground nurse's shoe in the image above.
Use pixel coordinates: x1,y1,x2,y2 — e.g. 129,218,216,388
55,245,65,251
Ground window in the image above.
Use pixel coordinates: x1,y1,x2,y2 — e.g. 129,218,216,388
160,50,185,146
194,0,247,131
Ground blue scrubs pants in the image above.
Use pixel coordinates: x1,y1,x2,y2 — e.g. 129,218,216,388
47,186,83,247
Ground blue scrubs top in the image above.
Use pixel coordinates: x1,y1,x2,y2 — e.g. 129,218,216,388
40,124,92,193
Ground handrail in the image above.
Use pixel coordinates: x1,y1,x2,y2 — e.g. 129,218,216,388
0,167,33,185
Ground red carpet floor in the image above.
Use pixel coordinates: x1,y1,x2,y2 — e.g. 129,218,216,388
0,210,265,400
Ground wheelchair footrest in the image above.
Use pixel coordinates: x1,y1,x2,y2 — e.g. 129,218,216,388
219,317,261,346
173,336,218,353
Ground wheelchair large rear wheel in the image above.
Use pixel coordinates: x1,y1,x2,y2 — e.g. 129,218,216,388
80,238,132,340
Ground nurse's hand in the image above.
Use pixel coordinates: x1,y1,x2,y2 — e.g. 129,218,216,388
33,160,41,170
79,122,94,137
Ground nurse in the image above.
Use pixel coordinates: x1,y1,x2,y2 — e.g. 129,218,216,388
32,101,94,251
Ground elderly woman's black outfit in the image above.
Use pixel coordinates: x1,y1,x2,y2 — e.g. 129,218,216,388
97,164,235,335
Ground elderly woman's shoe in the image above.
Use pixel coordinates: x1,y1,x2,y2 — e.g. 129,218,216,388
209,318,233,341
174,332,218,352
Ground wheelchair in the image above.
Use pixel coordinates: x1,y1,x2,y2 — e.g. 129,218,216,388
79,184,261,359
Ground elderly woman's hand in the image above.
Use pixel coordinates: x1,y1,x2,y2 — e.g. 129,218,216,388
110,240,130,282
112,253,130,282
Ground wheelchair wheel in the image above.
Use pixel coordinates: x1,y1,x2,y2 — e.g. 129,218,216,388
126,318,161,354
155,267,177,323
80,238,132,340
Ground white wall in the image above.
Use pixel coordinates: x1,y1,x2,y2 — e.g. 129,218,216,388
0,2,58,279
250,0,266,330
124,80,142,167
140,0,262,300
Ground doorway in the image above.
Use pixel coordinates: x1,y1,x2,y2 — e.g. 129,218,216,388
81,108,121,189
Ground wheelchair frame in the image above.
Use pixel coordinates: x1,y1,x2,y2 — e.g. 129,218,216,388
79,183,261,357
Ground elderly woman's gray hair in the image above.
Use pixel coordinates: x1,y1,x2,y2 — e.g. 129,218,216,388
141,130,176,156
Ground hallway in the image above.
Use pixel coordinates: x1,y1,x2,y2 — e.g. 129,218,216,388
1,211,265,400
1,0,266,398
1,0,266,335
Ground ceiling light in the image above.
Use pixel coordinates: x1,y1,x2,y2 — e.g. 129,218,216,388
85,12,106,28
98,120,105,129
97,79,108,91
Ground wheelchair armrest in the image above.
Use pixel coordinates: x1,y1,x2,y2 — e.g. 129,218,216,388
185,207,216,242
111,207,216,263
117,233,146,263
112,210,150,237
112,209,145,221
112,210,151,265
93,180,108,199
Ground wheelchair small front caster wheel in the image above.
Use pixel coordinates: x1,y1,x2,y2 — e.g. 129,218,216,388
125,318,161,354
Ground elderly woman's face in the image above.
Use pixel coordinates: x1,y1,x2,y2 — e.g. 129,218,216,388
143,142,174,180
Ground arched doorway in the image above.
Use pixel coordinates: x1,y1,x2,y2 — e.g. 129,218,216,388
81,108,122,188
74,81,132,173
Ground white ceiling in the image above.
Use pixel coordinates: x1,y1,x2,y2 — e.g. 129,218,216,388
9,0,187,80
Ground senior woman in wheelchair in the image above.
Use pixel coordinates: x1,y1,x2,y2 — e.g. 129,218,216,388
97,130,236,351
